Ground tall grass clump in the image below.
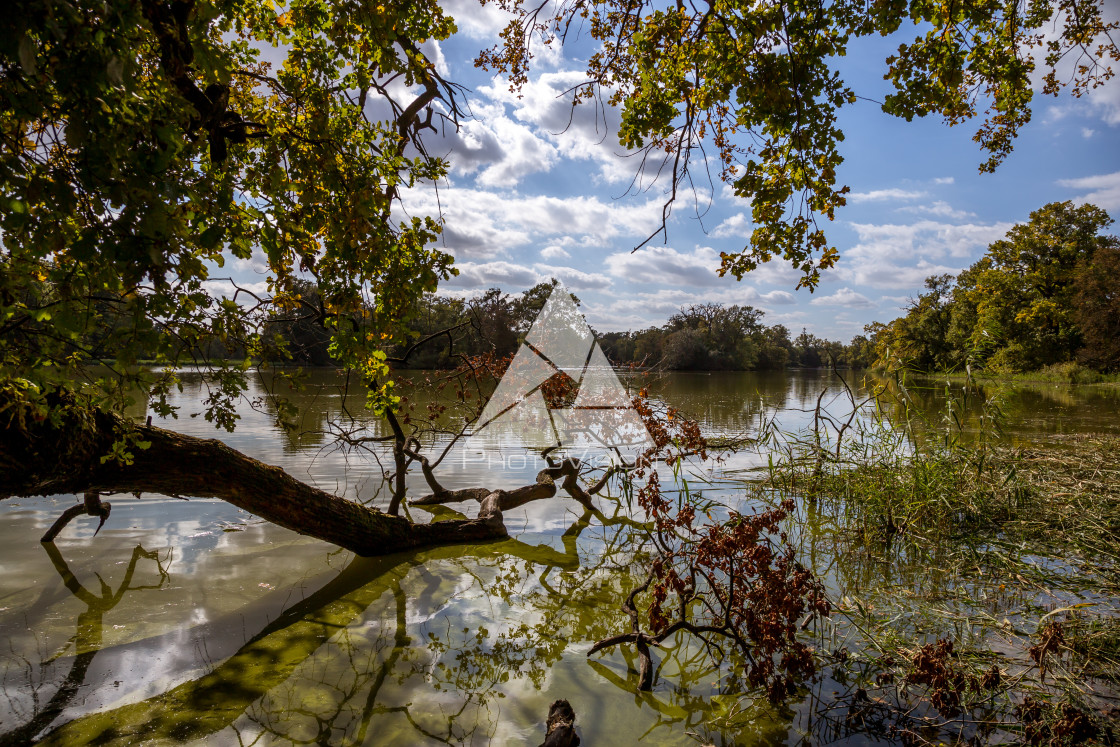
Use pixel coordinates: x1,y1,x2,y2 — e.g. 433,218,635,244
745,370,1120,744
758,369,1026,543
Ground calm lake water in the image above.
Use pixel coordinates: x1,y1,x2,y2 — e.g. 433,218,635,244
1,370,1117,745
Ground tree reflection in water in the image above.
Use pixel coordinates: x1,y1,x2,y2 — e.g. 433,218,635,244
14,501,792,746
0,543,169,746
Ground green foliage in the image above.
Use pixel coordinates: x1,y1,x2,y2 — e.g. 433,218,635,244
875,201,1120,374
479,0,1119,289
1073,240,1120,371
1,0,457,427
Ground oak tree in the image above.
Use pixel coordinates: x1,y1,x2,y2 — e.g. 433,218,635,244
479,0,1119,288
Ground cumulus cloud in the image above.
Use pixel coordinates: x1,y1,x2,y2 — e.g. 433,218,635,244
473,71,672,188
846,219,1012,263
541,245,571,259
203,279,270,304
418,39,450,78
809,287,876,309
604,246,723,286
401,185,666,259
438,222,531,261
759,290,797,305
438,111,559,188
836,218,1014,289
1029,2,1120,125
847,259,964,289
848,188,927,203
577,273,806,331
445,261,541,289
719,183,751,203
473,117,559,187
1042,104,1070,125
532,264,612,290
1057,171,1120,210
711,212,752,239
1088,81,1120,125
438,0,515,40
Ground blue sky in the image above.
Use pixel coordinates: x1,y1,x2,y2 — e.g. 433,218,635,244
215,3,1120,342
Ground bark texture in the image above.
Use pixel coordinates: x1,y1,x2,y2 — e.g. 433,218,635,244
0,391,508,556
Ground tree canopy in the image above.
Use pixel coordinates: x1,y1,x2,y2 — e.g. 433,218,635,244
2,0,459,427
875,201,1120,373
480,0,1119,287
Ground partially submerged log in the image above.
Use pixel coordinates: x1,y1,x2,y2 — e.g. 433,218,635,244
0,391,512,556
0,387,616,557
539,699,579,747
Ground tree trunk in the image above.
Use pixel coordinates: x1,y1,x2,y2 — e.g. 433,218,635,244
0,392,508,556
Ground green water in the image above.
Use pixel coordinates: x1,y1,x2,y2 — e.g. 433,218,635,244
1,371,1117,745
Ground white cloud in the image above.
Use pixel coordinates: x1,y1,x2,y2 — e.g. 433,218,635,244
445,261,541,289
932,177,955,185
203,279,270,304
401,185,666,259
437,221,531,261
879,295,911,309
760,290,796,305
719,183,751,203
438,0,515,40
473,117,559,187
441,113,559,188
474,71,670,189
582,284,799,331
1088,81,1120,125
898,201,976,220
540,245,571,259
604,246,723,286
743,258,810,287
1082,127,1097,139
711,212,751,239
848,188,927,203
809,287,875,309
847,259,964,289
846,219,1013,262
1056,171,1120,210
418,39,450,78
532,265,612,290
1042,104,1071,125
837,219,1014,289
1029,2,1120,125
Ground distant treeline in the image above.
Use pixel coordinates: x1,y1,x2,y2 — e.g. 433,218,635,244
263,279,871,371
869,201,1120,375
596,305,874,370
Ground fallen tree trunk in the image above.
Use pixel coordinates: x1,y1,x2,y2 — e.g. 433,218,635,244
0,391,510,556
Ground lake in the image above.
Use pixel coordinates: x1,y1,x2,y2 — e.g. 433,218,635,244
2,369,1118,745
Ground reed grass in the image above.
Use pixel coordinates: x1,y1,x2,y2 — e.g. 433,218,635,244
739,371,1120,744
